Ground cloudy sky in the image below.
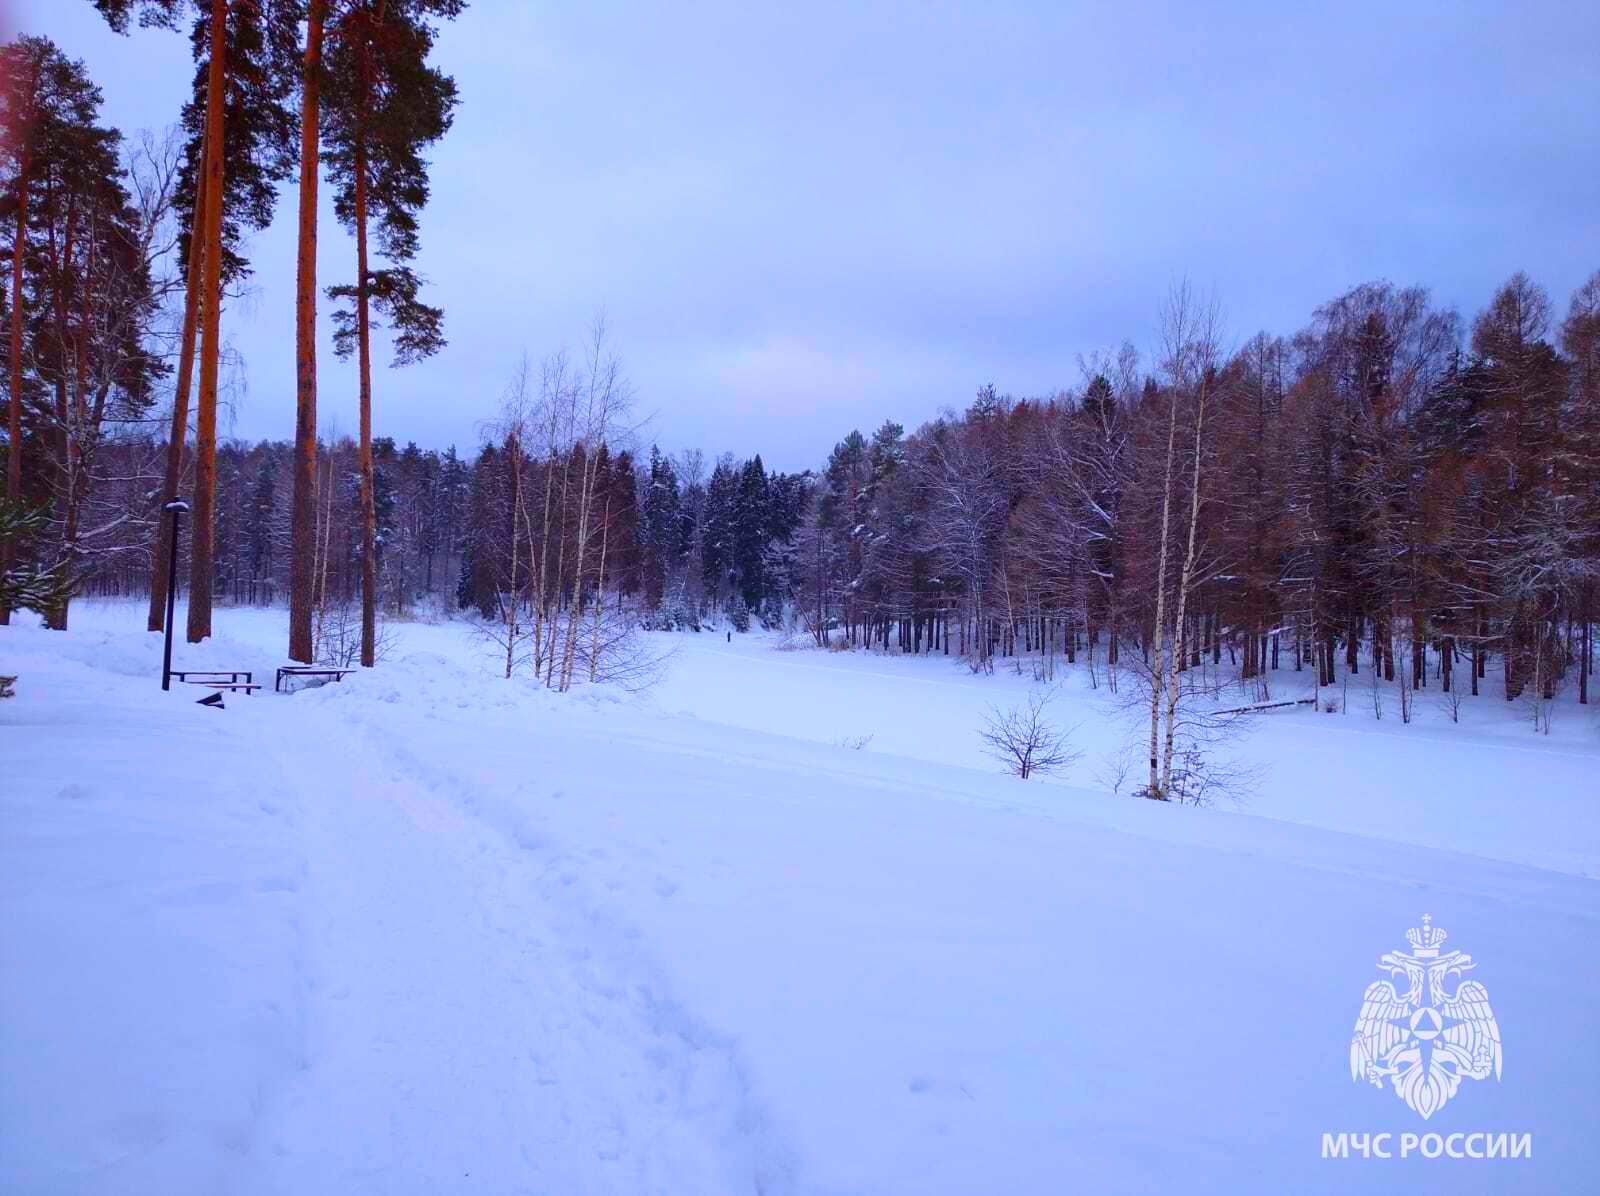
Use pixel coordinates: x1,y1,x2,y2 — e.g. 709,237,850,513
8,1,1598,470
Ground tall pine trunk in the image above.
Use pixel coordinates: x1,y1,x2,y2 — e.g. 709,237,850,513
289,0,325,662
186,0,228,644
353,33,377,668
145,139,207,632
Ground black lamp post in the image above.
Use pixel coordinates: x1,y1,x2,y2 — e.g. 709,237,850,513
161,499,190,690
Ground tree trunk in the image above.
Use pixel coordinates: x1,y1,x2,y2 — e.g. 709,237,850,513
1147,388,1179,797
1580,585,1591,705
288,0,325,662
543,449,573,686
560,448,598,691
503,439,521,679
43,188,78,631
1161,375,1208,798
145,136,207,632
588,498,611,682
354,32,378,668
186,0,228,644
528,442,557,676
2,126,27,626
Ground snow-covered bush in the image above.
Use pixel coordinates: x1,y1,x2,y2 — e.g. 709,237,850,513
757,597,786,631
640,600,701,633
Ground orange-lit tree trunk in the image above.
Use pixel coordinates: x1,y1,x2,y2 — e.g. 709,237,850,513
186,0,228,644
1,50,40,627
352,23,377,668
145,139,206,632
321,0,455,664
288,0,326,663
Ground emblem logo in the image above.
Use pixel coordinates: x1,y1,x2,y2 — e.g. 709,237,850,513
1350,915,1502,1119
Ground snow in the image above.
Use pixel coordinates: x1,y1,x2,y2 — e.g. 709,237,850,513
3,601,1598,1193
652,631,1600,876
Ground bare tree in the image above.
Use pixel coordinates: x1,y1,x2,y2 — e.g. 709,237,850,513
980,687,1081,780
490,358,533,678
557,317,633,691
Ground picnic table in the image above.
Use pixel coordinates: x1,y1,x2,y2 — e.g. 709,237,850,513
276,665,358,693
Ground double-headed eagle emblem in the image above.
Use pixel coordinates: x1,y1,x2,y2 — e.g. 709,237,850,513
1350,915,1502,1119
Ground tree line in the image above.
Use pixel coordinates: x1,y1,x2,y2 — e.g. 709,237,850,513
19,269,1598,715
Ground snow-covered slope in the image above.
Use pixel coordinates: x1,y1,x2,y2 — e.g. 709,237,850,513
3,605,1597,1194
651,630,1600,877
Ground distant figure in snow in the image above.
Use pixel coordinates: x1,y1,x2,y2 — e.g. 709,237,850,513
727,631,732,643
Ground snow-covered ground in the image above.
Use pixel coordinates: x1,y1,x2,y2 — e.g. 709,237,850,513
3,601,1598,1194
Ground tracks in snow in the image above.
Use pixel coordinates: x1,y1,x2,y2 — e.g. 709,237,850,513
247,696,795,1196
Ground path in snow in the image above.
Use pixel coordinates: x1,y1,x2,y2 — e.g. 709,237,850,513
281,652,1600,1195
243,688,794,1195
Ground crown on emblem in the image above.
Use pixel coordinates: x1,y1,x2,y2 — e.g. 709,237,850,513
1405,914,1448,954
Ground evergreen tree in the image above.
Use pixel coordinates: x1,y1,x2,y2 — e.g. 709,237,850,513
700,456,737,608
246,454,279,585
638,444,681,610
1,35,164,629
290,0,328,662
731,454,768,610
323,0,462,666
90,0,303,644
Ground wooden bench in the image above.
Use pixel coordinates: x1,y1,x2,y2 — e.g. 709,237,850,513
171,669,253,686
183,680,263,695
276,665,358,693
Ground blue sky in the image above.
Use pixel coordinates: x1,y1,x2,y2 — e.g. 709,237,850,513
9,0,1599,470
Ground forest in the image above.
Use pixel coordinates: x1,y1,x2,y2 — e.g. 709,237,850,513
2,10,1597,740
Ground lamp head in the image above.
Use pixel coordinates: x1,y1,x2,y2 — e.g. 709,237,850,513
163,499,191,514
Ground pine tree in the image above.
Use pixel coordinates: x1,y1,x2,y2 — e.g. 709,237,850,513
0,37,61,623
639,445,680,610
289,0,327,661
323,0,462,666
1,35,165,629
732,454,768,610
0,495,67,617
89,1,300,642
700,456,736,608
